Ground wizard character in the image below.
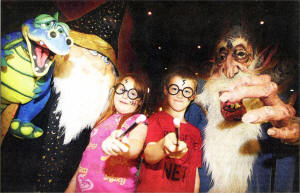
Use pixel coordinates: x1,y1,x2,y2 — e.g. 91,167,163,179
1,1,127,192
186,25,299,192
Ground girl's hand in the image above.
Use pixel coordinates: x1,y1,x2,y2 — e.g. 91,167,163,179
101,130,129,156
163,132,188,159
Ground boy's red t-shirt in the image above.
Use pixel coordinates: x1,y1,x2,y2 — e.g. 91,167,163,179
136,111,202,193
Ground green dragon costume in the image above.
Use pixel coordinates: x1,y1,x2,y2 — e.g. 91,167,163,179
1,12,73,139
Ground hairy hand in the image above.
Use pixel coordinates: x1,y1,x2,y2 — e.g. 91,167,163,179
219,74,299,144
267,117,300,144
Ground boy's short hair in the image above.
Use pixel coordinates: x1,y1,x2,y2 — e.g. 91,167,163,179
163,65,198,90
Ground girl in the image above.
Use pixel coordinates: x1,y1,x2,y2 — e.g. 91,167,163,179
65,73,148,193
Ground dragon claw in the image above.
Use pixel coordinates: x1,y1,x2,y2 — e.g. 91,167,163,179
4,50,13,56
10,119,21,130
10,119,44,139
36,80,46,86
33,87,42,94
1,50,14,67
1,57,7,67
33,94,40,99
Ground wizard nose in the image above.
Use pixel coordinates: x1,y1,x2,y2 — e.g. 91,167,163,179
223,55,238,78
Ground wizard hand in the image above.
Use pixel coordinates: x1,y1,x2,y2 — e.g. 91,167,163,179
219,74,299,144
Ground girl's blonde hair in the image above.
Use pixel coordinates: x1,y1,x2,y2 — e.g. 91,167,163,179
95,72,149,130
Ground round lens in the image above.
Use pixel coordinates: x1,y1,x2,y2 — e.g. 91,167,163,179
182,87,194,98
128,89,139,100
115,84,125,94
168,84,179,95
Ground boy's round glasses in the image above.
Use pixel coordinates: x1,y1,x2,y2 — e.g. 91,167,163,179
115,83,139,100
167,84,194,98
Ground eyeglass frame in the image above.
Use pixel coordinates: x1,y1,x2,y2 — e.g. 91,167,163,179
167,84,195,98
114,83,140,100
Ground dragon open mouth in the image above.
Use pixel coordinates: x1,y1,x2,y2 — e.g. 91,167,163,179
220,99,246,121
30,40,54,74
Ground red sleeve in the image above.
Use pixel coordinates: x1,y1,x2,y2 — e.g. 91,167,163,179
190,125,203,168
145,113,165,144
196,131,202,168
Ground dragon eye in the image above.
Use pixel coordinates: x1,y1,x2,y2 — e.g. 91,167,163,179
56,26,64,33
46,21,54,27
66,37,73,46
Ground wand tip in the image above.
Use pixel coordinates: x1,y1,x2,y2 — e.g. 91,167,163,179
173,118,180,127
136,114,147,123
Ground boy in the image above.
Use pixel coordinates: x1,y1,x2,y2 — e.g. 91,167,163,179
136,66,202,193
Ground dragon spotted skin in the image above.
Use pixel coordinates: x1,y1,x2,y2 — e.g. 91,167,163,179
1,12,73,139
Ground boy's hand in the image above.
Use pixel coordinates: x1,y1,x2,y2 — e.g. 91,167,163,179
101,130,129,156
163,132,188,159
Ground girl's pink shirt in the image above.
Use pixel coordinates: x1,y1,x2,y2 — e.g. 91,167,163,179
75,113,145,192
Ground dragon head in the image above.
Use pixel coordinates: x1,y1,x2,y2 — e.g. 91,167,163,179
22,12,73,77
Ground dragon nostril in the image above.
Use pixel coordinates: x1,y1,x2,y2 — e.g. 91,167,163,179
66,37,73,46
50,31,57,38
66,39,72,45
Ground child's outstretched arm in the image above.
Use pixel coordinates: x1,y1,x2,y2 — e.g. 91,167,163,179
144,132,188,165
101,123,148,159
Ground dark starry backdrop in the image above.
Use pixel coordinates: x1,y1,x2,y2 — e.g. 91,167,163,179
1,1,299,191
1,0,299,113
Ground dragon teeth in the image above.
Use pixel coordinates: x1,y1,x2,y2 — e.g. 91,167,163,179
33,55,36,60
235,103,241,108
228,102,241,109
35,67,39,71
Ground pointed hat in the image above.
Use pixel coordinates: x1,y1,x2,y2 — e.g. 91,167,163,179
65,1,126,67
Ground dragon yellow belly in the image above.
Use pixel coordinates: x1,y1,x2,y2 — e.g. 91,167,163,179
1,45,36,104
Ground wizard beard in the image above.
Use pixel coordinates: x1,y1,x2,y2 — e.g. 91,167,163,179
53,55,113,144
195,72,263,193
